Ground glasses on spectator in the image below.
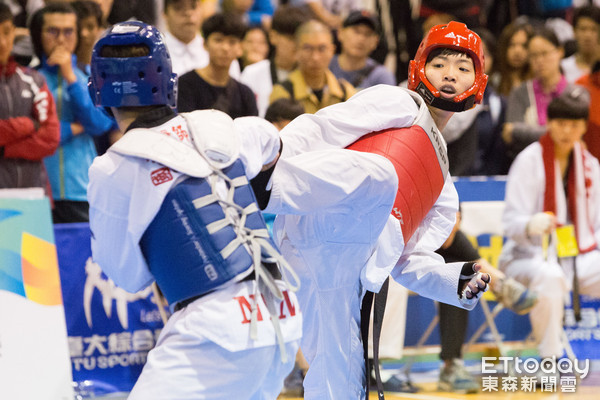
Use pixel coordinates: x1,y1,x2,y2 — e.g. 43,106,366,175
529,49,557,61
43,27,76,39
300,44,330,54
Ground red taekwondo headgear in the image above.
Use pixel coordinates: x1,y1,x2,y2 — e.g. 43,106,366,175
408,21,488,112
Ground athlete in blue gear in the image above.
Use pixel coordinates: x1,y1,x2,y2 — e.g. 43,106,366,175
87,21,301,399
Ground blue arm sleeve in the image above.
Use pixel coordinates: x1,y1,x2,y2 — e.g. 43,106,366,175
67,75,116,137
248,0,274,25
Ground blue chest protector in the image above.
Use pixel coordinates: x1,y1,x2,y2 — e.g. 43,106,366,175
139,159,278,306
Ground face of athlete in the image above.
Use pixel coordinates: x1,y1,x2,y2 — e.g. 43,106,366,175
424,52,475,100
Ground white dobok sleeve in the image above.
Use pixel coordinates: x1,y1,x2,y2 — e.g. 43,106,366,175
233,116,282,179
88,152,181,293
390,173,470,309
279,85,419,157
266,149,397,216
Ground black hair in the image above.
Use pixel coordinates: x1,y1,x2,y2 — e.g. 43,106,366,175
426,47,469,64
530,25,561,49
493,18,534,96
202,12,246,40
71,1,103,27
573,5,600,28
265,98,305,123
30,3,78,60
271,5,311,36
547,87,590,120
0,3,13,25
164,0,199,11
100,44,150,58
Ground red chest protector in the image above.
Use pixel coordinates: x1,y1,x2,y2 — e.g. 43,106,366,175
346,98,449,244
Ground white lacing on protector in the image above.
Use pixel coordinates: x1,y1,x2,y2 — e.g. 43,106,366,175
192,169,300,363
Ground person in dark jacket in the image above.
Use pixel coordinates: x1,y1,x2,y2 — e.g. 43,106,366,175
0,3,60,189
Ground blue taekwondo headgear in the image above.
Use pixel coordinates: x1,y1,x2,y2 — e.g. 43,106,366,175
88,21,177,109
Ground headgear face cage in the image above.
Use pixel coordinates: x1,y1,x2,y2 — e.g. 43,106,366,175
88,21,178,109
408,21,488,112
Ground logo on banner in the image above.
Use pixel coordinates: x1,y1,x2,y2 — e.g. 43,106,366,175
83,258,156,330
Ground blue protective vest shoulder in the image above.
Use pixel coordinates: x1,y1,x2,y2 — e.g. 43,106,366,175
140,159,277,305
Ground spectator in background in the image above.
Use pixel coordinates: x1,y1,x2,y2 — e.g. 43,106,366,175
289,0,361,30
247,0,274,28
239,25,269,72
90,0,113,27
72,0,120,156
470,27,509,176
329,10,395,90
240,5,310,117
490,19,533,98
30,2,115,222
0,2,59,189
498,86,600,373
561,5,600,84
177,13,257,118
3,0,44,66
265,97,305,130
71,1,103,73
269,19,355,114
162,0,207,77
502,26,577,165
576,61,600,160
163,0,241,78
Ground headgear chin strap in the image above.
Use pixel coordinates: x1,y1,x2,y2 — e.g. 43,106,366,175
408,21,488,112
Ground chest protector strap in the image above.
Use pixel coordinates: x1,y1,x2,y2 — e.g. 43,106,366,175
140,160,300,361
346,94,449,244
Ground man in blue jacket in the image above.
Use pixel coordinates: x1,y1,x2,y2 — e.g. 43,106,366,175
30,2,116,222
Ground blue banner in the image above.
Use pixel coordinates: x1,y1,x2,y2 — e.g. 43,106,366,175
55,223,166,396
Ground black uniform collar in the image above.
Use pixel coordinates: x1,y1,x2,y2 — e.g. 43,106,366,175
125,106,177,132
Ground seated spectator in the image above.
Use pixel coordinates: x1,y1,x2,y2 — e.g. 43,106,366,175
239,25,270,71
329,10,395,89
30,2,115,222
561,5,600,84
0,2,59,189
240,5,310,117
502,26,577,165
499,86,600,369
269,19,355,114
177,12,258,118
